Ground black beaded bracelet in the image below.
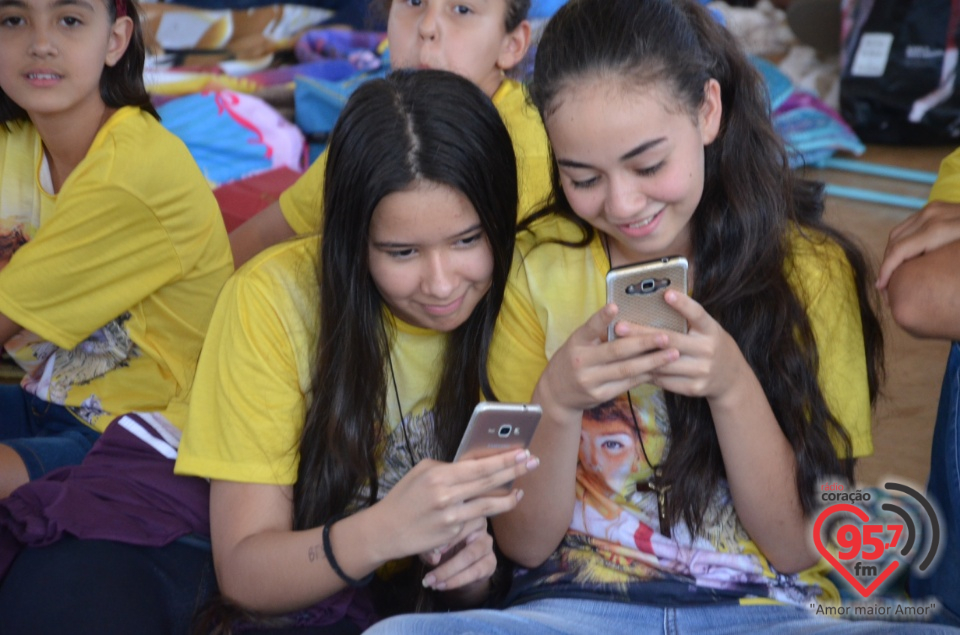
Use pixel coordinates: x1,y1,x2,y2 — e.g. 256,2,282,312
323,513,374,587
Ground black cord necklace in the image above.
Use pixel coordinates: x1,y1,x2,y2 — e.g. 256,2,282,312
603,235,672,538
387,351,418,469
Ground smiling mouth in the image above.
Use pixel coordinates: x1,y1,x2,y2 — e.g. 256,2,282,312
623,210,662,229
26,73,62,80
422,296,464,316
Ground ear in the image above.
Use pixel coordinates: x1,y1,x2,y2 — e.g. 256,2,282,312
496,19,532,72
698,78,722,145
104,16,134,68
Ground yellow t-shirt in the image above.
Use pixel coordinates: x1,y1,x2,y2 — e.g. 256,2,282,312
929,146,960,202
277,78,552,235
0,108,233,431
489,215,873,608
176,237,448,492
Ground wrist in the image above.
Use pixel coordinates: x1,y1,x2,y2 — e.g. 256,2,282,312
335,507,391,577
532,376,584,429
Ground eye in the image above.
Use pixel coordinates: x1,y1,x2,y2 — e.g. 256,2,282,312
601,440,624,451
1,15,25,27
453,4,471,14
569,176,598,190
386,247,417,259
407,0,422,6
60,15,82,26
455,231,483,247
635,162,664,177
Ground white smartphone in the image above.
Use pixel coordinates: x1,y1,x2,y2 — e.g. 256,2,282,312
453,402,542,463
606,255,689,340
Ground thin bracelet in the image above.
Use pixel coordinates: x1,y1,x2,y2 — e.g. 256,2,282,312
322,513,374,587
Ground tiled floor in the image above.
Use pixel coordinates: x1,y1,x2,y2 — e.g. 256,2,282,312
804,144,956,489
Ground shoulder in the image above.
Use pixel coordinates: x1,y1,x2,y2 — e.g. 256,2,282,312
235,236,319,295
493,80,545,134
784,226,855,307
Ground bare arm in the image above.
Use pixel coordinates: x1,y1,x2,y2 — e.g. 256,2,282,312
0,312,21,347
492,305,677,568
648,291,816,573
229,202,298,270
878,201,960,340
211,452,537,613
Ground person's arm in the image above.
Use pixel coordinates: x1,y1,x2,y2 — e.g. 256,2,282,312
877,200,960,340
649,290,817,573
490,300,676,568
0,313,21,347
211,453,536,612
228,201,297,270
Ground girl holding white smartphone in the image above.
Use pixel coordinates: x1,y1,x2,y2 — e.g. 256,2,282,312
175,71,539,634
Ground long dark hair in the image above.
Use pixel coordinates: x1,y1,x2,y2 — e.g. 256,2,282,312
0,0,157,126
296,68,517,534
527,0,883,535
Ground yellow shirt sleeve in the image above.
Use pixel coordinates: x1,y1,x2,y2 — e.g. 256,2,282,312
788,232,873,457
929,146,960,203
278,149,329,236
177,240,319,485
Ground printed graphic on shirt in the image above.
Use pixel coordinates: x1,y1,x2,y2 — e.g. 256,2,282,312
378,408,437,497
0,226,28,267
6,312,140,424
510,389,823,607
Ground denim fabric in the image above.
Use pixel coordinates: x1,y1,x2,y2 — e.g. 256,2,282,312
366,597,959,635
0,385,100,479
910,341,960,627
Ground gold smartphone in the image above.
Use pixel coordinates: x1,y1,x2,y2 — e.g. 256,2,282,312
606,256,689,340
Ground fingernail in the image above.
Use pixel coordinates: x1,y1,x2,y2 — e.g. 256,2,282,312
515,449,531,463
516,489,525,502
422,574,436,588
526,456,540,470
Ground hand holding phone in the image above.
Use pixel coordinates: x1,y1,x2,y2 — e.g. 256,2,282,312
606,255,689,340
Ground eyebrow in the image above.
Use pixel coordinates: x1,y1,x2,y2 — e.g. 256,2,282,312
556,137,667,170
0,0,96,9
372,223,483,249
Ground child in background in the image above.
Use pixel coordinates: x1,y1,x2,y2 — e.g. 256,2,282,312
175,69,539,634
368,0,956,632
0,0,232,497
228,0,550,268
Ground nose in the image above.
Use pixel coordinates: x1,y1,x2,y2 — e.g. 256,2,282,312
418,5,439,40
605,174,647,221
421,250,456,299
29,25,57,58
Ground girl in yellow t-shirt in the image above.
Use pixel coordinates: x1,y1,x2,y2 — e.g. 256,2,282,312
176,70,539,632
228,0,552,269
0,0,231,495
364,2,948,634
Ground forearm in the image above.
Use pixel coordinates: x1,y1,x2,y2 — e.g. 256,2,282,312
492,382,580,568
709,361,817,573
887,239,960,340
215,507,386,613
228,202,297,270
0,312,21,347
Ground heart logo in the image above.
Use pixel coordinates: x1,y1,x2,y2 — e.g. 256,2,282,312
813,503,901,598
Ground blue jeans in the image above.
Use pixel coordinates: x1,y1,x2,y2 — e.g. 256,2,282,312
0,385,101,480
366,598,959,635
909,342,960,626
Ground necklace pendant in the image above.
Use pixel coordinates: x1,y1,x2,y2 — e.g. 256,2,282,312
636,473,671,538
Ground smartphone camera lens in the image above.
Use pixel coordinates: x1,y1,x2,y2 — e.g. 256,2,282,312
498,424,513,438
640,278,656,293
